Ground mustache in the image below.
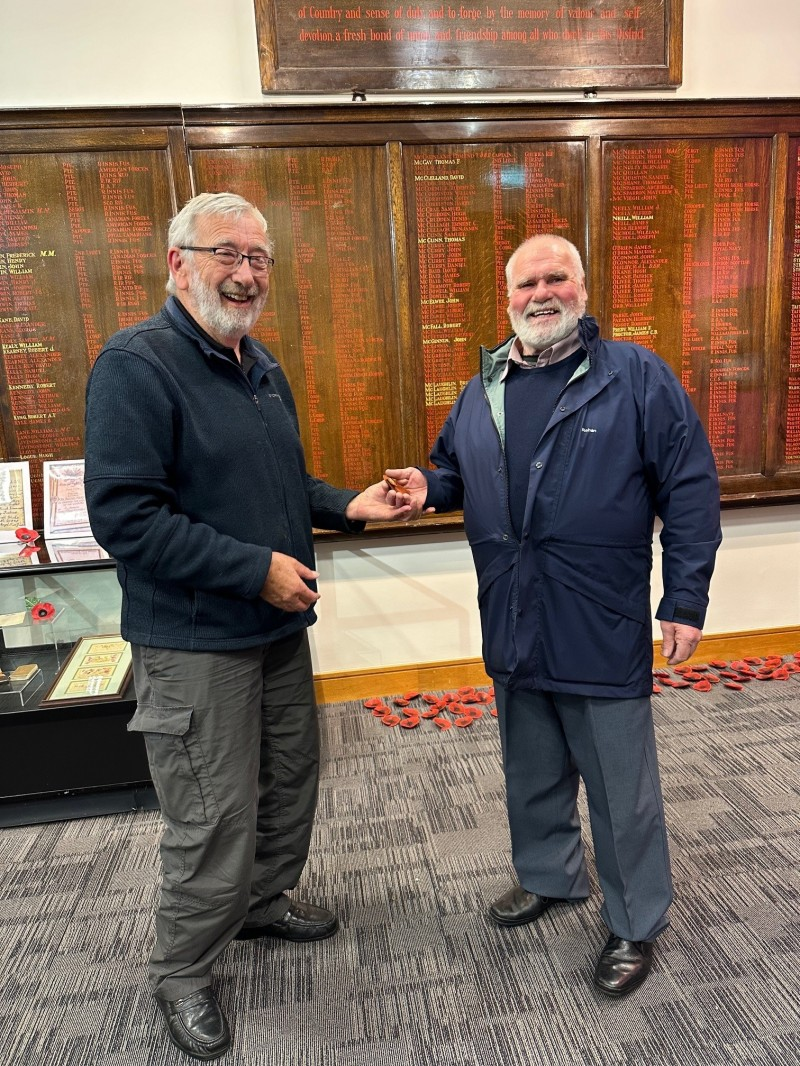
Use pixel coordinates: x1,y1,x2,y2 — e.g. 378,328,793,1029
525,298,564,316
220,282,260,299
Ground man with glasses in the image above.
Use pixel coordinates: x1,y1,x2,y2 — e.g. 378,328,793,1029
85,192,421,1061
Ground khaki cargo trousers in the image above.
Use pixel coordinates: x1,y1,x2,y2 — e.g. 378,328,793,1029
129,630,319,999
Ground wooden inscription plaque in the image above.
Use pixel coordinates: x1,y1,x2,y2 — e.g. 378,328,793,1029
254,0,682,92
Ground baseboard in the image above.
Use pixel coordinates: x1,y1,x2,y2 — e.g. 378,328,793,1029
313,625,800,704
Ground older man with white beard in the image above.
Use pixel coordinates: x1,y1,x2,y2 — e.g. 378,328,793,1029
385,234,721,999
84,192,422,1061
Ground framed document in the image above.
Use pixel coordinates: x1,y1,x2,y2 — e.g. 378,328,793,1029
43,460,92,540
0,461,34,543
45,538,109,564
40,635,132,707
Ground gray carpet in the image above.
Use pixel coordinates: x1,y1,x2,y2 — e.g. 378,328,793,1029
1,673,799,1065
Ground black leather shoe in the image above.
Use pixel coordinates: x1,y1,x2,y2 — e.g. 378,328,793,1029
235,899,339,942
594,935,654,997
488,885,561,926
155,987,230,1061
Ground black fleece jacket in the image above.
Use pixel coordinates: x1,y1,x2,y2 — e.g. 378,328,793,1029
84,298,361,651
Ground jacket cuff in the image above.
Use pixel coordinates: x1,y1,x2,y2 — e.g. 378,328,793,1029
655,597,707,629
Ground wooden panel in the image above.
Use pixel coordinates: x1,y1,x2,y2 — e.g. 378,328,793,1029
191,145,408,483
783,137,800,468
254,0,682,92
404,141,586,449
0,122,188,523
601,137,772,477
2,99,800,525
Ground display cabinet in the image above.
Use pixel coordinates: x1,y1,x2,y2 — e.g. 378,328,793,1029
0,545,155,826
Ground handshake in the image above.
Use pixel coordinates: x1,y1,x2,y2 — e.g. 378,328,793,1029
344,467,435,524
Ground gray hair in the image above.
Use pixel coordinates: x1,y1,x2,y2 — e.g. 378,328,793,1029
505,234,585,294
165,192,273,295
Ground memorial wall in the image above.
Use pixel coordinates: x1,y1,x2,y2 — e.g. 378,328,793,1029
1,100,799,528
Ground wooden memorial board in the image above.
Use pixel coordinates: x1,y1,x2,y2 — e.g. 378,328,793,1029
2,99,800,527
254,0,682,93
0,109,189,525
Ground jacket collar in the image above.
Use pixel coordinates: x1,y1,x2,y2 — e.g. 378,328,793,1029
163,296,278,373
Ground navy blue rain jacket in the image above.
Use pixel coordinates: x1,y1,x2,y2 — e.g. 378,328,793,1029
422,315,722,698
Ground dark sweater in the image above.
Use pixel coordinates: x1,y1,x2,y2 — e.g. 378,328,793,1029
504,350,584,539
84,298,361,651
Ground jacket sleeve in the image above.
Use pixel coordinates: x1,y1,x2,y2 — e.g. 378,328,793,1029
642,361,722,629
306,473,363,532
422,393,468,512
271,370,364,532
84,348,270,600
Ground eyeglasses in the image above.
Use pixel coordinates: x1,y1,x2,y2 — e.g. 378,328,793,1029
180,246,275,274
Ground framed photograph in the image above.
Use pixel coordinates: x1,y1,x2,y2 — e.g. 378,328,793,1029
0,461,34,543
43,459,92,540
40,635,132,707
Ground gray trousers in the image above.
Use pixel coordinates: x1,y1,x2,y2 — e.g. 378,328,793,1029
128,631,319,999
496,685,673,943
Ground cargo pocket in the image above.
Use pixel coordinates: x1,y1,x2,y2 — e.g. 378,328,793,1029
128,704,219,826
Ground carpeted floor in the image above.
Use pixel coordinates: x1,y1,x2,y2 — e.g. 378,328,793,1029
1,675,799,1065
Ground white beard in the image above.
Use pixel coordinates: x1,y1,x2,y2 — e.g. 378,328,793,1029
190,270,267,341
508,296,583,352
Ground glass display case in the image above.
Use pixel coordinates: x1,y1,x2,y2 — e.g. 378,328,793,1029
0,545,154,826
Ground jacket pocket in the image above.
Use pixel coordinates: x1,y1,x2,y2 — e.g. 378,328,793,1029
128,704,219,826
538,547,652,688
477,554,518,679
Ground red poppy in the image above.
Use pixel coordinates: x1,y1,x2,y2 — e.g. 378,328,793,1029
18,544,41,558
31,601,56,623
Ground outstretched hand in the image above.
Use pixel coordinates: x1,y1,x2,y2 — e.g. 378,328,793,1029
659,620,703,666
345,469,434,523
382,467,433,516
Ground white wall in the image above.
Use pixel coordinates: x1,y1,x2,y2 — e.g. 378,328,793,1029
1,0,800,106
1,0,798,672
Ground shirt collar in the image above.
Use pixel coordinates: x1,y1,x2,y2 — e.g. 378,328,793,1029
500,325,581,381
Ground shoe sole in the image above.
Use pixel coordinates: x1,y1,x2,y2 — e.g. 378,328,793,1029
162,1026,231,1061
236,921,340,943
594,970,651,997
489,909,551,927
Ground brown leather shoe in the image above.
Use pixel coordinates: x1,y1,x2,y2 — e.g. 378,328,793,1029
236,899,339,942
488,885,561,926
155,987,230,1061
594,935,654,996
